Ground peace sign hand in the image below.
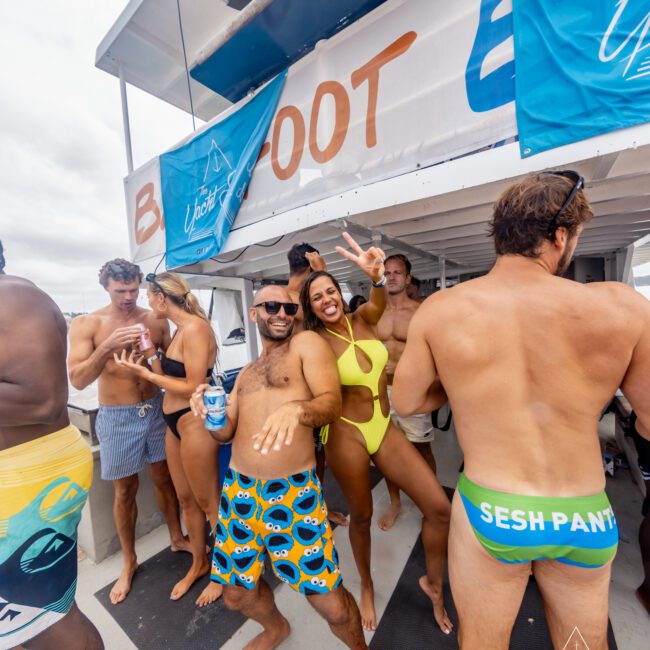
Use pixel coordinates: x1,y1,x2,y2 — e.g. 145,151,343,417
335,232,385,284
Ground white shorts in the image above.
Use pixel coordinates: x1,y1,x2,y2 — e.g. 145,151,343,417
387,385,434,444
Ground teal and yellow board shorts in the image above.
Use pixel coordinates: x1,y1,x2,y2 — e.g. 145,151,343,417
211,467,342,595
0,425,93,648
457,473,618,568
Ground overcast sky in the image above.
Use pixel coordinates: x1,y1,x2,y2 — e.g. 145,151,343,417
0,1,196,312
1,2,648,313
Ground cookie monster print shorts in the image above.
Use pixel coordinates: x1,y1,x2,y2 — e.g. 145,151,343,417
211,466,342,595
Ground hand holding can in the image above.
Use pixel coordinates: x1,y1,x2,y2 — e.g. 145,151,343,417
204,385,226,431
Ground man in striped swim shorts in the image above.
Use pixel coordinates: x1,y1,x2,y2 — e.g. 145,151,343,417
68,259,190,604
393,173,650,649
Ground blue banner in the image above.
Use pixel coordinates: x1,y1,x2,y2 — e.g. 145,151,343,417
161,71,286,268
513,0,650,157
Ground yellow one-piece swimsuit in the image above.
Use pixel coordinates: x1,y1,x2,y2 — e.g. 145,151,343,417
321,315,390,455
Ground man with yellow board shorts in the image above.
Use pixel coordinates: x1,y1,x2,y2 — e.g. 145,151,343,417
0,241,102,650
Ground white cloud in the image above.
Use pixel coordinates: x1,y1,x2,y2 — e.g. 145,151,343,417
0,1,196,312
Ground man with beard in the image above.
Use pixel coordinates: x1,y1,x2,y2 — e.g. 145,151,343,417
376,254,436,530
191,285,367,649
69,259,189,604
0,241,103,649
392,171,650,649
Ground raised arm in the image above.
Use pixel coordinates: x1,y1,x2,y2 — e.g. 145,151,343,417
336,232,386,324
68,316,141,390
392,305,447,416
621,297,650,439
253,332,341,454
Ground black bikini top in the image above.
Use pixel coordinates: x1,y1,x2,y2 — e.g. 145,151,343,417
161,355,212,379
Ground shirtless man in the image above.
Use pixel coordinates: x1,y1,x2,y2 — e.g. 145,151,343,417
393,171,650,649
68,259,189,605
376,254,436,530
0,241,103,649
191,285,366,649
287,243,348,528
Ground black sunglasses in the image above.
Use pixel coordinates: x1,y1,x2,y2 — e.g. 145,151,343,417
543,170,584,236
253,301,299,316
146,272,167,296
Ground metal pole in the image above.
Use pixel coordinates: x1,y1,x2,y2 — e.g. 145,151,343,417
118,63,134,174
439,254,447,290
240,278,259,362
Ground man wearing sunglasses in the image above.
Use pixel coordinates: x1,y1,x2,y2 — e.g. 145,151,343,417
68,259,189,605
392,172,650,649
191,284,367,649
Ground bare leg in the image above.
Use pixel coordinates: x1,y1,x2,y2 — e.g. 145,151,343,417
26,603,103,650
448,492,529,648
165,432,219,604
378,440,434,532
315,443,349,527
414,441,436,474
177,414,223,606
110,474,139,604
378,478,401,531
307,586,368,649
148,460,190,553
223,581,290,650
534,558,612,649
373,424,452,634
325,429,376,631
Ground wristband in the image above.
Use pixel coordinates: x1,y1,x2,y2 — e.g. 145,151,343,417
146,353,159,366
372,275,387,288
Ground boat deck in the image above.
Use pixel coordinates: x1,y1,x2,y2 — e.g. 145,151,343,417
75,415,649,649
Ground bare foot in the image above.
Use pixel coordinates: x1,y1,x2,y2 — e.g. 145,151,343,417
378,501,401,531
419,575,453,634
636,586,650,616
244,614,290,649
359,583,377,631
170,535,192,554
196,580,223,607
110,562,138,604
328,511,349,527
170,561,209,601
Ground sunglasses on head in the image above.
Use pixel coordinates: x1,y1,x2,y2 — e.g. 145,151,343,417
543,170,584,236
146,272,167,296
253,301,299,316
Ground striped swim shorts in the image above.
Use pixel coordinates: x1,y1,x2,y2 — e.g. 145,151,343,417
95,391,167,481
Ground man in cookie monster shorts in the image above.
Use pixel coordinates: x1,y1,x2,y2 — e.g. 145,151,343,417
191,285,367,649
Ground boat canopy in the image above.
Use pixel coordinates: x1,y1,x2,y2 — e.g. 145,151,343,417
97,0,650,289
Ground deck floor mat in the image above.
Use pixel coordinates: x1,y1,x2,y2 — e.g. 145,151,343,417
370,532,618,650
94,466,382,649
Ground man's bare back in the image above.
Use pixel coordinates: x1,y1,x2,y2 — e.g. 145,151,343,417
0,274,69,449
405,257,650,496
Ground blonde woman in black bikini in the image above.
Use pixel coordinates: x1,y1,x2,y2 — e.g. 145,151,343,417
114,272,221,607
300,233,452,634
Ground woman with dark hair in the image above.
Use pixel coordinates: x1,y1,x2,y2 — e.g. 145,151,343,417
114,271,222,606
299,233,452,634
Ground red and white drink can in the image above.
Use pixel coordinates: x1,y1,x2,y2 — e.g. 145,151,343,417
136,323,153,351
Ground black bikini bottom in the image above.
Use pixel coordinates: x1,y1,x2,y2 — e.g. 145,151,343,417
163,407,191,439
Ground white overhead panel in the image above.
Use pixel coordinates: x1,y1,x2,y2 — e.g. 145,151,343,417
95,0,236,121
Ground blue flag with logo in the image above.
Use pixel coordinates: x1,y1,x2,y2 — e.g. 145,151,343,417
513,0,650,157
161,71,286,268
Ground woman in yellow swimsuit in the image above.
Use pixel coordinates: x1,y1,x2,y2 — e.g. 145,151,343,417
300,233,452,634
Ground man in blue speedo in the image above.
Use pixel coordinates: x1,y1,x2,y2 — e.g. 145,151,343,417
392,172,650,649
